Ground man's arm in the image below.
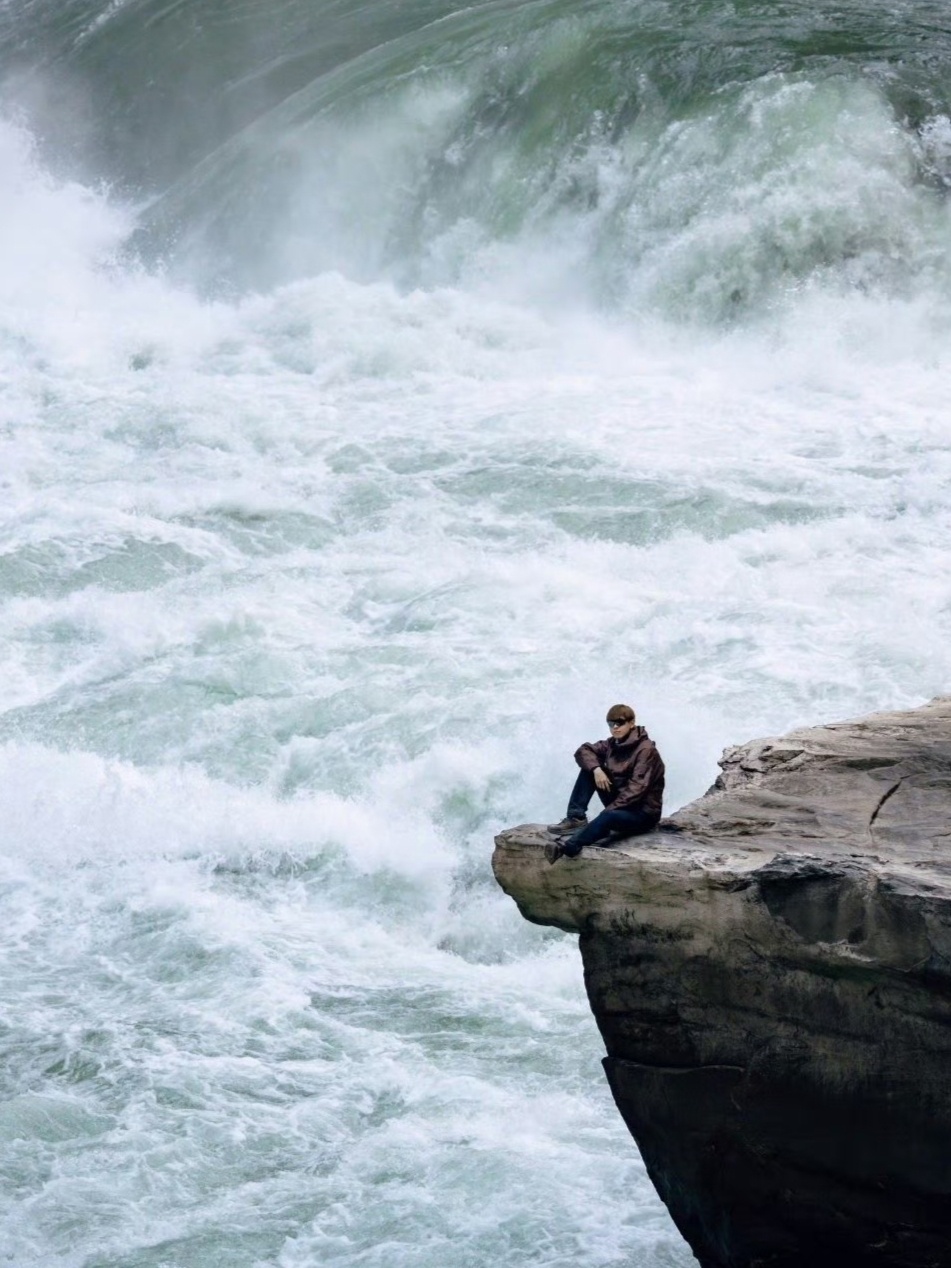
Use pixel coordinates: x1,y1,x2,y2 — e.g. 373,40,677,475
574,740,609,770
575,740,613,792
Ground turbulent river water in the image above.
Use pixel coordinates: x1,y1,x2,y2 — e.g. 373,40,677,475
3,1,951,1264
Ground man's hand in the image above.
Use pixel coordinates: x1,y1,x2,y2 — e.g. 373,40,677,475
593,768,612,792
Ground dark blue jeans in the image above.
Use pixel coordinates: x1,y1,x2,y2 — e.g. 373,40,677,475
564,768,658,855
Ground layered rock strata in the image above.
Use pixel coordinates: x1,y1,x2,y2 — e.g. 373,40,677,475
492,699,951,1268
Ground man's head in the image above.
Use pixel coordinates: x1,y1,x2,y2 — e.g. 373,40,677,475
606,703,636,740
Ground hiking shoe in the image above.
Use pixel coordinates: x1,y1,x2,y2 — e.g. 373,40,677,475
546,816,587,835
544,839,566,865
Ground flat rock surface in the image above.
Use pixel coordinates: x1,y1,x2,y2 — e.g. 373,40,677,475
492,698,951,1268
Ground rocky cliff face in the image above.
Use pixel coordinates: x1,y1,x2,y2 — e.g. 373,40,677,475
492,699,951,1268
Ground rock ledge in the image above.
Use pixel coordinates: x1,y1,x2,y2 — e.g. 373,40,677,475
492,699,951,1268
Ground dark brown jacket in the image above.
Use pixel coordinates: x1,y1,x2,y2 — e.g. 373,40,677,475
575,726,665,818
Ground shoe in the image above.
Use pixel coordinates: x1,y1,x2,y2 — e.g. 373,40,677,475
544,839,565,864
546,816,587,835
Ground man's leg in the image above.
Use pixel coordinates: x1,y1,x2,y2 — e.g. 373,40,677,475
566,768,596,819
547,768,596,834
562,807,658,856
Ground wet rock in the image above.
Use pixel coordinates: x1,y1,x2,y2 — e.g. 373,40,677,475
492,698,951,1268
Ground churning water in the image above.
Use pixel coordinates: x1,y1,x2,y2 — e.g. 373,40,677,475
3,1,951,1263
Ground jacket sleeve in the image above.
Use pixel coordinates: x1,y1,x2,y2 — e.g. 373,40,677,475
574,740,609,771
610,745,661,811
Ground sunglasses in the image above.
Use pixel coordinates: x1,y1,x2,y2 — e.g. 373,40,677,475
608,719,631,729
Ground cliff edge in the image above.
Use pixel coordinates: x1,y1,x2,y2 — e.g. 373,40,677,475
492,698,951,1268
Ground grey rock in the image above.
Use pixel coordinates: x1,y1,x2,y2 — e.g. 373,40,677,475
492,698,951,1268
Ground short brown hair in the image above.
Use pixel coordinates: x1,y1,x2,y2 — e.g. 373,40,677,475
606,704,635,723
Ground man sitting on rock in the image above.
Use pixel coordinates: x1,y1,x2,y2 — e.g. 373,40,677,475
545,704,665,863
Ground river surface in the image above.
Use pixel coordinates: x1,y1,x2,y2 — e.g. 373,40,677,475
3,1,951,1264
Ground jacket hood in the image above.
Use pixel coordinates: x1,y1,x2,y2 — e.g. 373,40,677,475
612,725,648,748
